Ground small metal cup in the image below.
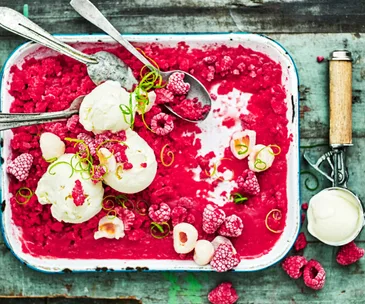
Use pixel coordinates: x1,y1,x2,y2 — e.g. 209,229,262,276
307,187,364,246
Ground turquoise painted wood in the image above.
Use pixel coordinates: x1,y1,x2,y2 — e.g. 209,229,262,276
1,1,365,301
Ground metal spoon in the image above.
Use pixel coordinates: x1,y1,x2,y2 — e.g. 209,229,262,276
0,96,84,131
0,7,137,90
70,0,212,122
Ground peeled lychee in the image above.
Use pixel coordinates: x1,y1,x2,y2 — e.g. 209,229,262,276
173,223,198,254
194,240,215,266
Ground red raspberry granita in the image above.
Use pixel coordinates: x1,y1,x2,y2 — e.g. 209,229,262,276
6,41,289,264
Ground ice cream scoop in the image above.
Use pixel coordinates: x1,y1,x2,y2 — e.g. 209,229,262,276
79,81,135,134
307,188,364,246
0,7,137,90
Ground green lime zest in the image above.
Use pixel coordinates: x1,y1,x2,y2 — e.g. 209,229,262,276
300,170,319,191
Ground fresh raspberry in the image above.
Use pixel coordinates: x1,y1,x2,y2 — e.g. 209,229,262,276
303,259,326,290
317,56,325,63
171,206,188,227
155,88,174,104
336,241,365,266
151,113,174,136
202,204,226,234
301,203,308,210
208,282,239,304
210,244,240,272
282,256,308,279
91,165,106,184
294,232,307,251
166,72,190,95
71,180,86,206
236,169,260,196
77,133,97,157
7,153,33,181
215,56,233,73
148,203,171,223
218,214,244,238
66,115,80,132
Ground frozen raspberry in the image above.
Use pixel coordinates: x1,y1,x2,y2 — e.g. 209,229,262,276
317,56,325,63
121,208,135,231
294,232,307,251
66,115,80,132
202,204,226,234
301,203,308,210
77,133,97,157
45,122,67,138
148,203,171,223
218,215,244,238
208,282,239,304
186,213,196,224
171,206,188,227
236,169,260,196
155,88,174,104
203,55,217,64
166,72,190,95
282,256,308,279
202,65,215,82
151,113,174,136
210,244,240,272
215,56,233,73
303,259,326,290
128,229,145,241
336,241,365,266
7,153,33,181
91,165,106,184
177,197,195,208
71,180,86,206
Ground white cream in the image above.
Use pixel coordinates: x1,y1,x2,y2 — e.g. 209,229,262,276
307,188,363,245
94,216,125,240
101,129,157,194
79,80,135,134
35,154,104,224
40,132,65,161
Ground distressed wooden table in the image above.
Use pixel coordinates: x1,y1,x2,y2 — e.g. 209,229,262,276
1,1,365,303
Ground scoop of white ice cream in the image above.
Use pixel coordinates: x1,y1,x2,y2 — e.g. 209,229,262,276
101,129,157,194
307,188,363,245
40,132,65,161
79,80,135,134
35,153,104,224
94,216,125,240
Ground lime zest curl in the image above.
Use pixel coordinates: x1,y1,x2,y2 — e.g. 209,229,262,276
230,192,248,205
15,187,33,205
300,170,319,191
48,161,74,178
150,222,170,239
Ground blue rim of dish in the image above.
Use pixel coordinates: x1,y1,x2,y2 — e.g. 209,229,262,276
0,32,301,274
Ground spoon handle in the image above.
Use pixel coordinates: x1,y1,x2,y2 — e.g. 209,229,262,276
0,7,97,65
70,0,153,68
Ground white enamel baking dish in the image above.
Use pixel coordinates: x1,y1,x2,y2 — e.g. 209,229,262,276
0,33,300,273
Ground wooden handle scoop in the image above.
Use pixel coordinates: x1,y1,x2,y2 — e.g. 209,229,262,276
329,50,353,147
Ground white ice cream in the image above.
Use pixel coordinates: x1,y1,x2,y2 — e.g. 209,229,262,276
35,153,104,224
101,129,157,194
40,132,65,161
307,188,363,245
94,216,125,240
79,80,135,134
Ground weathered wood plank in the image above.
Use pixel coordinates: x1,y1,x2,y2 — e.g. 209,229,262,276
0,0,365,35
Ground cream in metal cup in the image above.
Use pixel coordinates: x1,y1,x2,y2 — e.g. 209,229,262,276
307,187,364,246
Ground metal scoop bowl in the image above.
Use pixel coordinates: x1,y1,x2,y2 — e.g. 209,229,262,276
0,7,137,90
0,95,84,131
70,0,212,122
